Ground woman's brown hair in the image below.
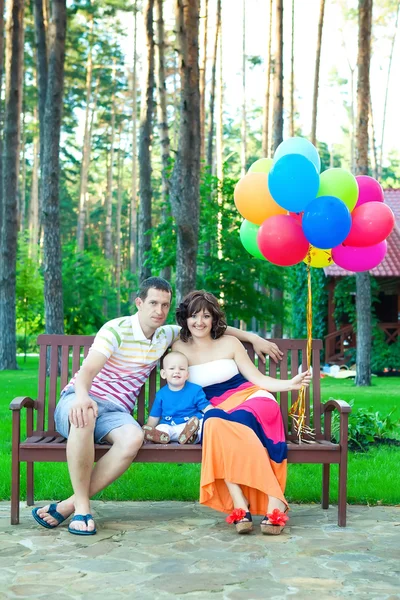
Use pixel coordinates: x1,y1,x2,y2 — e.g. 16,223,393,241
176,290,227,342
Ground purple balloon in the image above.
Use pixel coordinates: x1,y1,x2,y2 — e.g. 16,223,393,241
332,241,387,272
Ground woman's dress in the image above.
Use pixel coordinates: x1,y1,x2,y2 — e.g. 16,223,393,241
189,359,288,516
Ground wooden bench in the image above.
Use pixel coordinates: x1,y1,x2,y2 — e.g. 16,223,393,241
10,334,351,526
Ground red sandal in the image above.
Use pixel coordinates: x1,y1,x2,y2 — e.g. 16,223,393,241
260,508,289,535
226,508,253,534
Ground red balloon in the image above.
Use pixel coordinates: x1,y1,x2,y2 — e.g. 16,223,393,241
289,211,303,223
344,202,395,247
257,215,309,266
355,176,384,209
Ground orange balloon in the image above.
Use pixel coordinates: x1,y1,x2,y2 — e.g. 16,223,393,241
234,173,286,225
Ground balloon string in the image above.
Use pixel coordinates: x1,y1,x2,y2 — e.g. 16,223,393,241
289,257,315,442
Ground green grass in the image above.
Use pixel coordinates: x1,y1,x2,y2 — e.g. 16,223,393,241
1,357,399,505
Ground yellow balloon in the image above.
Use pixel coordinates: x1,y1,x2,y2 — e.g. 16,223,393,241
303,246,334,268
248,158,273,174
234,172,286,225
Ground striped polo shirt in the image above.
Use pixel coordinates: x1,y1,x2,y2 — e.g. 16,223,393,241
63,314,181,412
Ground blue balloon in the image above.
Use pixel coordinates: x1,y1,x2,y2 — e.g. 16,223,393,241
268,154,320,212
274,137,321,172
302,196,352,249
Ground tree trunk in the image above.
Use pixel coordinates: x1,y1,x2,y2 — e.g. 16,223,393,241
170,0,200,303
199,0,208,163
33,0,48,219
355,0,373,387
130,1,138,292
240,0,246,176
262,0,273,157
0,0,24,370
29,107,40,259
378,0,399,178
0,0,5,231
369,92,378,179
311,0,325,146
19,85,27,230
172,50,179,150
138,0,155,282
105,62,116,261
155,0,171,281
41,0,66,336
269,0,284,336
77,14,94,251
349,64,355,172
116,129,123,317
289,0,295,137
216,4,223,259
206,0,220,171
271,0,283,154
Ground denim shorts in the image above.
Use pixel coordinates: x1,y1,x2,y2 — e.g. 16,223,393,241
54,388,142,443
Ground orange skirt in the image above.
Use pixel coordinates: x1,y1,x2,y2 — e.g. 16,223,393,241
200,385,288,516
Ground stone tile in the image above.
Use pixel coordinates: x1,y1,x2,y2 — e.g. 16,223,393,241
0,502,399,600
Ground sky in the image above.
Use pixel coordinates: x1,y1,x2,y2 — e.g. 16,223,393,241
121,0,400,166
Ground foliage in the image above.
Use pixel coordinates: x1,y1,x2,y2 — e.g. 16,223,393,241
333,275,380,328
149,166,284,329
196,170,283,328
16,236,45,353
62,244,135,334
287,263,328,342
331,400,400,451
370,329,400,373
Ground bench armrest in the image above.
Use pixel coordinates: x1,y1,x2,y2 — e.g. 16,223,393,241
322,399,351,445
322,399,352,414
9,396,37,411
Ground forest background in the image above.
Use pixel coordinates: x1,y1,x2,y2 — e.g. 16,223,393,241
0,0,399,376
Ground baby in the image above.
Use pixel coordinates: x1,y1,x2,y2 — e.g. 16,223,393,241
143,351,212,444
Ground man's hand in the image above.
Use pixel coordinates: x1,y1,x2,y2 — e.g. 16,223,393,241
290,370,312,390
69,397,98,428
250,335,284,364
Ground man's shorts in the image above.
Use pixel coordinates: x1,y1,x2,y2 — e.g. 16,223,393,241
54,388,142,443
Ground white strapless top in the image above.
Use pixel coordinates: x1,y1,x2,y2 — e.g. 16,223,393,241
188,359,239,387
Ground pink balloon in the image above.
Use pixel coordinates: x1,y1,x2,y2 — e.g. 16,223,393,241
332,241,387,272
344,202,395,247
355,176,384,209
257,215,309,266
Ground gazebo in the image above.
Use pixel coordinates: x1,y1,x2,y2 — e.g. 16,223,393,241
324,189,400,364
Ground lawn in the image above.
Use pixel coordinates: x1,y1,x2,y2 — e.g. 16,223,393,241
1,357,399,505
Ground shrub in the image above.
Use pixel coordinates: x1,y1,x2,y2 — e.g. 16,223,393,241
330,400,400,451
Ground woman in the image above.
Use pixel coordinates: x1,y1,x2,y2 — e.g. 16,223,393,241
173,290,311,535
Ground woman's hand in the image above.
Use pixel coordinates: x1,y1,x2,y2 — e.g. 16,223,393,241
250,335,284,364
290,370,312,390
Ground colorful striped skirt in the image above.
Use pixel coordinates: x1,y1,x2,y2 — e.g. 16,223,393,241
200,381,288,516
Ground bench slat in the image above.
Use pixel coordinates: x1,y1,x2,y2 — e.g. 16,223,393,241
48,345,59,432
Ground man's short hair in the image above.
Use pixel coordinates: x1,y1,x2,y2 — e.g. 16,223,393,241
137,277,172,300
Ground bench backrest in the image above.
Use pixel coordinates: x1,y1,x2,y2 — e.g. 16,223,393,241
35,334,323,441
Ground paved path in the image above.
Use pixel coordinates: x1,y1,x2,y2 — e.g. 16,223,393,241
1,502,399,599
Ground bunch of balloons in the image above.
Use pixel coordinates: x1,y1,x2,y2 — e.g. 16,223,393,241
235,137,395,271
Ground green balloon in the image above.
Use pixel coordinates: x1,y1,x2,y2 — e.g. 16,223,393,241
248,157,273,174
317,168,358,212
239,219,266,260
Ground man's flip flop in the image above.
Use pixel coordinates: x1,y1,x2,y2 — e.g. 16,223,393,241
32,503,66,529
68,514,97,536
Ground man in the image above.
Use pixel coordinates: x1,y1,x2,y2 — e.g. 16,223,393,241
32,277,282,534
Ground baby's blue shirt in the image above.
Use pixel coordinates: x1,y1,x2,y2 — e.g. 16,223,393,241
150,381,209,425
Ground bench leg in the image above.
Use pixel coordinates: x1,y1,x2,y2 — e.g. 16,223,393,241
11,453,20,525
338,452,348,527
27,462,34,506
322,464,330,509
